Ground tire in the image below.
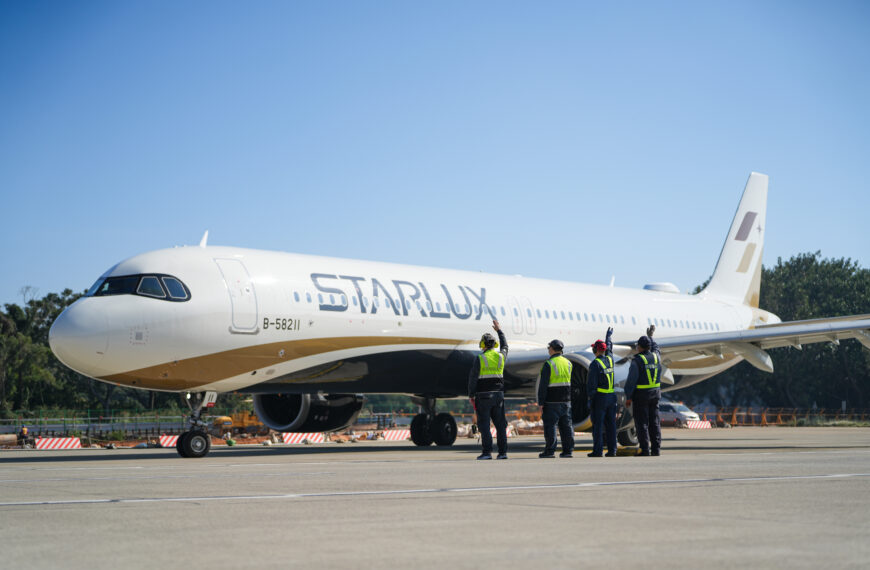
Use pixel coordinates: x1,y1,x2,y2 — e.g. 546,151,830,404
182,431,212,458
617,424,638,447
410,414,433,446
176,432,189,458
430,413,457,446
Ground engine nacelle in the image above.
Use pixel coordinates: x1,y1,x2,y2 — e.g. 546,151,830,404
253,393,365,433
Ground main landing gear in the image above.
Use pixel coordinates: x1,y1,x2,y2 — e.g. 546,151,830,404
176,391,217,458
409,396,458,447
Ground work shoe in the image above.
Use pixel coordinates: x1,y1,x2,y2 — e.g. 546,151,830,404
477,453,492,460
538,451,555,458
587,452,602,458
496,453,508,460
559,452,573,458
604,452,616,457
651,450,661,456
638,450,651,456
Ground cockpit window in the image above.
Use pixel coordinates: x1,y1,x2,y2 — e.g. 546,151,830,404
137,276,166,298
162,277,188,300
90,274,191,302
93,276,140,296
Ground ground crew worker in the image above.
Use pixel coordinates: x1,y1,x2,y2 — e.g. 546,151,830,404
537,339,574,458
587,327,617,457
18,425,29,447
625,325,662,456
468,319,509,460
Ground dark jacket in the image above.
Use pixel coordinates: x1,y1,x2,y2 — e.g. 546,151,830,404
537,354,572,405
468,329,508,396
586,330,614,398
624,338,661,400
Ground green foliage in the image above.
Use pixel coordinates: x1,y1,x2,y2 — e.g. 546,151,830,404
679,252,870,409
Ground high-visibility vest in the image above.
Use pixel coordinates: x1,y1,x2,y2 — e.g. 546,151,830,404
479,350,505,379
635,352,661,389
547,355,572,387
595,355,615,393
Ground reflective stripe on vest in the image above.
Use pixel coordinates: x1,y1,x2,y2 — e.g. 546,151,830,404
595,355,615,393
636,353,660,388
547,356,572,386
478,350,505,379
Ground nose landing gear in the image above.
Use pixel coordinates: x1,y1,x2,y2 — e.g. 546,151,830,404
176,391,217,458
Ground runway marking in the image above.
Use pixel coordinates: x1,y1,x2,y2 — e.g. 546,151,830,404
0,471,333,484
2,472,868,508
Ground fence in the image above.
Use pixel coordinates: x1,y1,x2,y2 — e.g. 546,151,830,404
700,408,870,427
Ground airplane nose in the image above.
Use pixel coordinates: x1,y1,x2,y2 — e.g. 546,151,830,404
49,300,109,377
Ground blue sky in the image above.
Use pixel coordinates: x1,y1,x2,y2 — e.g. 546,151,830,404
1,1,868,307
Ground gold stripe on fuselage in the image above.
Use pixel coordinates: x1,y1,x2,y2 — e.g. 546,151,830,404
102,336,462,391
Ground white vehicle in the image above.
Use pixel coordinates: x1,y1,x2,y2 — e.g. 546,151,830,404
659,401,701,427
48,173,870,457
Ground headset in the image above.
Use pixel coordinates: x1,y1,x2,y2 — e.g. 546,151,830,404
479,333,498,350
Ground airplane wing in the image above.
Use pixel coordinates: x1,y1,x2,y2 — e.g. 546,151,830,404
625,314,870,373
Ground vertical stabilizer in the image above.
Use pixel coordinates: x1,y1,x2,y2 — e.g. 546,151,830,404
700,172,768,307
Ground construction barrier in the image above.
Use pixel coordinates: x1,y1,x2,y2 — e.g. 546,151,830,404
35,437,82,450
281,432,325,444
159,434,179,448
488,426,515,437
686,420,711,429
382,429,411,441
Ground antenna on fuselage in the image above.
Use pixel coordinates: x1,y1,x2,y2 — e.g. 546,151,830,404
199,230,209,248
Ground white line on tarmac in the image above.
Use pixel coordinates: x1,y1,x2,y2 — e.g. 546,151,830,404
2,472,868,508
0,471,333,484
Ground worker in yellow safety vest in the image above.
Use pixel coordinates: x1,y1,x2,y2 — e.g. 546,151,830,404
536,339,574,458
625,325,662,456
587,327,617,457
468,320,509,460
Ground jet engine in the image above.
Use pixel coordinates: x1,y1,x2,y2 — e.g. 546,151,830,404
253,393,365,433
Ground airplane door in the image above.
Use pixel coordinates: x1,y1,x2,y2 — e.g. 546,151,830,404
520,297,537,335
507,296,523,335
215,258,259,333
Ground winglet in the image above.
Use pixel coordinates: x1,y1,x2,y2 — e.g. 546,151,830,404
199,230,209,248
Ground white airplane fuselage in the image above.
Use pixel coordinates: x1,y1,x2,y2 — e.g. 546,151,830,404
49,244,777,398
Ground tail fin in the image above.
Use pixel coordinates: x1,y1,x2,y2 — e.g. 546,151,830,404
700,172,768,307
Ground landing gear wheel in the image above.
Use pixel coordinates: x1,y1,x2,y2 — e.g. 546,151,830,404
618,424,638,447
410,414,433,446
176,432,189,458
182,431,212,458
430,413,457,446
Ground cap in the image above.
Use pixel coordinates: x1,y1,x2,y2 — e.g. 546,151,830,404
548,339,564,351
592,340,607,352
637,335,651,349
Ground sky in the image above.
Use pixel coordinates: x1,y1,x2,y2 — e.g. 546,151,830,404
1,1,868,307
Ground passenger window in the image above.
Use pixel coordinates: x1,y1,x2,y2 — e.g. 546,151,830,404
352,296,358,306
561,311,566,319
500,306,506,316
306,293,312,303
329,294,335,305
162,277,188,300
620,316,625,324
631,316,637,325
537,309,542,318
584,313,589,321
606,315,610,323
293,292,300,302
526,309,532,317
591,314,596,322
137,276,166,299
545,310,550,318
569,313,574,321
576,312,581,320
513,308,519,316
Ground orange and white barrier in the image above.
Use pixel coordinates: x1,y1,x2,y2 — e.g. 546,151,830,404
159,435,179,447
487,426,514,437
686,420,712,429
382,429,411,441
282,432,325,444
35,437,82,450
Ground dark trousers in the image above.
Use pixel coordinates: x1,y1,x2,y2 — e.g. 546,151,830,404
542,402,574,454
476,391,507,455
591,392,617,455
632,391,661,453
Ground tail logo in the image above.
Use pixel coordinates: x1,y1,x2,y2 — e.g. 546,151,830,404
734,211,759,241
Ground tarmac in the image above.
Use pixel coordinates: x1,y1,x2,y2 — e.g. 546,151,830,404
2,427,869,569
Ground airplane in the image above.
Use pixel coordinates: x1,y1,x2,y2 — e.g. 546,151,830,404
48,172,870,457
